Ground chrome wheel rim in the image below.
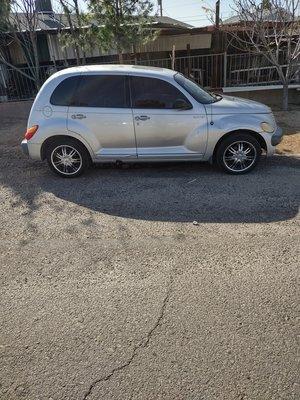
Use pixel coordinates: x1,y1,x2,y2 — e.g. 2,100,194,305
51,145,82,175
223,141,257,172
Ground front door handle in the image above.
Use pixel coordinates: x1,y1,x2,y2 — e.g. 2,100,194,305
135,115,150,121
71,114,86,120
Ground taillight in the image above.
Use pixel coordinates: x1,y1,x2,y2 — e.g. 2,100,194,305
25,125,39,140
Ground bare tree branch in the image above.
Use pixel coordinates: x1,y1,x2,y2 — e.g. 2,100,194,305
223,0,300,109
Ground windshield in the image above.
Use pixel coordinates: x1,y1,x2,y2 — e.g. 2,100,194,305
174,73,220,104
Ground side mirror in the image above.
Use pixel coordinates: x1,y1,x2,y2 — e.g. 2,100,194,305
173,99,192,110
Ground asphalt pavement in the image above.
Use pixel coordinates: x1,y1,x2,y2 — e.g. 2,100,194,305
0,145,299,400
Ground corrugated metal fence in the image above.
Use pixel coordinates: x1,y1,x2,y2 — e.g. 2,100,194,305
0,52,299,102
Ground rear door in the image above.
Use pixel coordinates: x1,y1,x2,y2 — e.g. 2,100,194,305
130,76,208,159
67,74,137,160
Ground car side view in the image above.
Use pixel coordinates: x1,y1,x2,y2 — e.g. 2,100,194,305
21,65,283,177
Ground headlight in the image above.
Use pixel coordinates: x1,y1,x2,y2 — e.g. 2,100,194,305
261,122,275,133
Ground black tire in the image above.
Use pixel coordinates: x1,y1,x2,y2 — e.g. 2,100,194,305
216,133,262,175
45,137,90,178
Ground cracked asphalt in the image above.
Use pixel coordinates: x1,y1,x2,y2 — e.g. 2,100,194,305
0,139,299,400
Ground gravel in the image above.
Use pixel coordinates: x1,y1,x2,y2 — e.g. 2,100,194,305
0,142,299,400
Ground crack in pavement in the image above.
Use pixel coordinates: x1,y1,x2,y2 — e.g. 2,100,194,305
82,275,174,400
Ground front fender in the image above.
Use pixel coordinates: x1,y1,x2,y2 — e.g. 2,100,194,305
205,113,274,159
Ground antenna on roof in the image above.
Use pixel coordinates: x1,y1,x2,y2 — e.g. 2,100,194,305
35,0,53,14
158,0,163,17
215,0,220,28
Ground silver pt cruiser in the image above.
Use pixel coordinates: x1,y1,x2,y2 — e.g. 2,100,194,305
21,65,283,177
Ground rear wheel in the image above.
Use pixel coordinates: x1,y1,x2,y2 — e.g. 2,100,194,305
216,133,261,174
46,138,90,178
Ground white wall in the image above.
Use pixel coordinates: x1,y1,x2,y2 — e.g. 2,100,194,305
47,32,212,62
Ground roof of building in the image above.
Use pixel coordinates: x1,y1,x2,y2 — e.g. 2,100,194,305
7,13,193,33
223,8,295,25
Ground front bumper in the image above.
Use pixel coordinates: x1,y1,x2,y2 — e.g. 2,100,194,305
21,139,29,156
271,127,283,146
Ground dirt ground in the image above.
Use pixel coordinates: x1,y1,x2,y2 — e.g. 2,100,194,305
274,108,300,154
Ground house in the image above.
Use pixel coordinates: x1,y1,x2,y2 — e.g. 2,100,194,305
0,0,218,101
1,0,297,103
1,0,213,68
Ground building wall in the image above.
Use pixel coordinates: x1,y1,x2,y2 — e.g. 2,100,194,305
139,33,212,53
224,88,300,108
8,34,51,65
9,40,27,65
47,32,212,62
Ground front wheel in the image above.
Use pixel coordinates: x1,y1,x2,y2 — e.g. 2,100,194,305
46,138,90,178
216,134,262,174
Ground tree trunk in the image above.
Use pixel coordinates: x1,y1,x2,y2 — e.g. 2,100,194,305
132,44,137,65
82,51,86,65
74,46,81,66
282,82,289,111
30,31,40,90
74,0,86,65
118,51,124,64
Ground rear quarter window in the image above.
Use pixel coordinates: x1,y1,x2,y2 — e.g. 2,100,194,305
50,76,80,106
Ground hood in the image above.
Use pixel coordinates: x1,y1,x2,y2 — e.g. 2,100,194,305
209,95,271,115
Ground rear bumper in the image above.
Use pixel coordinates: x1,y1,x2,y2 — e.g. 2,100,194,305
21,139,41,160
21,139,29,156
271,127,283,146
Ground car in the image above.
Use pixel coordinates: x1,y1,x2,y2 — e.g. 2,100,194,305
21,65,283,177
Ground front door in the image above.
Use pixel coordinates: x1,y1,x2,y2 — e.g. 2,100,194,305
67,74,136,160
130,76,208,159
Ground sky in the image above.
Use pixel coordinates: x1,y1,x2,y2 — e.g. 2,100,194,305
156,0,234,26
53,0,235,27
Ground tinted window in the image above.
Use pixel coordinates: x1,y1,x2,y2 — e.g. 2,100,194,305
131,76,192,109
174,73,214,104
50,76,80,106
72,75,128,108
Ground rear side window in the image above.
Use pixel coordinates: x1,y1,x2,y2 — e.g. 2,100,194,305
50,76,80,106
130,76,192,109
71,75,129,108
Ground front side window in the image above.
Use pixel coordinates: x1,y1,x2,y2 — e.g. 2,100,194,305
130,76,192,109
50,76,80,106
174,73,215,104
71,75,129,108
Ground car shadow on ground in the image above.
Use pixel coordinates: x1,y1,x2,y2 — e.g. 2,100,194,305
2,147,298,224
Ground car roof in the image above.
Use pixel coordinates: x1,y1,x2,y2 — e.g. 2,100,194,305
53,64,176,79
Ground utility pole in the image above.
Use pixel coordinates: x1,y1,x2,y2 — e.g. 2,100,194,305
215,0,220,29
158,0,163,17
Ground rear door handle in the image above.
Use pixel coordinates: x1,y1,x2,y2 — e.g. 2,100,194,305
135,115,150,121
71,114,86,120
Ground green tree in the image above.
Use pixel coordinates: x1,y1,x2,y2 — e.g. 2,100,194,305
261,0,271,9
58,0,90,65
88,0,157,63
0,0,10,31
0,0,42,87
